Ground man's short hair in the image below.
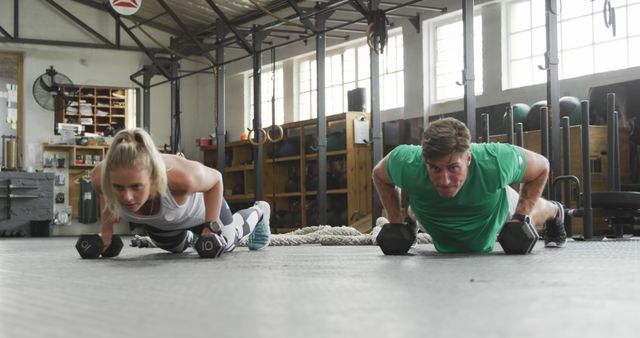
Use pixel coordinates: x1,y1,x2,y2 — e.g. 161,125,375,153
422,117,471,161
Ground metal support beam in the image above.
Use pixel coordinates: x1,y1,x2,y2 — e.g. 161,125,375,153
170,58,180,153
257,0,351,33
142,66,154,132
316,12,331,225
157,0,216,64
70,0,178,35
204,0,253,54
545,0,561,199
14,0,18,39
462,0,476,140
370,0,383,224
284,0,318,32
380,1,446,12
0,36,151,51
349,0,368,16
0,26,12,39
135,87,141,129
216,20,226,176
253,29,268,201
104,3,171,79
45,0,114,47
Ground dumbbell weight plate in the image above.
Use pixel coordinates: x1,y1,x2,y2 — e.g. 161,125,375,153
498,221,539,255
195,234,225,258
376,223,416,255
101,235,124,257
75,234,103,259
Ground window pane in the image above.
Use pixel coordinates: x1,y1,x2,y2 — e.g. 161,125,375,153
311,60,317,90
434,15,483,101
358,45,370,79
509,0,531,32
396,71,404,108
629,36,640,67
560,0,593,20
300,93,310,121
531,26,547,55
531,0,546,27
311,91,317,119
344,48,356,83
510,31,532,59
562,46,593,79
562,16,593,49
331,55,343,86
510,58,533,88
325,86,341,115
382,73,397,110
630,4,640,36
531,54,546,85
595,40,627,73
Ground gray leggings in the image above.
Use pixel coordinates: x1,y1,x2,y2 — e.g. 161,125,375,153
136,200,260,253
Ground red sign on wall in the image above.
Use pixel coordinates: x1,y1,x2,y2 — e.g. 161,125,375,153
110,0,142,16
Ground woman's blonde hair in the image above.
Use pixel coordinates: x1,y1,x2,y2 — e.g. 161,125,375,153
100,128,167,218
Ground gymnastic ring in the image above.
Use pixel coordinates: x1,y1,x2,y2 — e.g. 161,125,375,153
265,124,284,143
247,128,267,146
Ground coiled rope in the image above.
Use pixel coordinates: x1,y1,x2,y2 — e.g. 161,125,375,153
367,9,389,54
239,224,432,247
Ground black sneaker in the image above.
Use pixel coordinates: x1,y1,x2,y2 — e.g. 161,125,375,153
544,201,567,248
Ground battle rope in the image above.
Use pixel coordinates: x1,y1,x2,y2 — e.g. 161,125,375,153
239,224,432,247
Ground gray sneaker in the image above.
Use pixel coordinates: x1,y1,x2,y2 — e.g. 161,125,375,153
248,201,271,251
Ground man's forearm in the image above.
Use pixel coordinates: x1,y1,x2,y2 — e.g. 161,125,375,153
515,173,547,215
373,177,403,223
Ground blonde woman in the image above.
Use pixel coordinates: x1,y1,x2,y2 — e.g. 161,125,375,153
92,128,270,256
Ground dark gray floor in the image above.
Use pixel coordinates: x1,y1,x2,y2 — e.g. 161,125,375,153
1,237,639,338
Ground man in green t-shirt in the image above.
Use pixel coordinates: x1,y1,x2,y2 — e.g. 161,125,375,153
372,117,566,253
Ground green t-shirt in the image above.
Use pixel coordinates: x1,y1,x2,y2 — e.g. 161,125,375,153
386,143,526,253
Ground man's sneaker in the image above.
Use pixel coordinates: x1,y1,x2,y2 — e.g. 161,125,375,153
248,201,271,251
544,201,567,248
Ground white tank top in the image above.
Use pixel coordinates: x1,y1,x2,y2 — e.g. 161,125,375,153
119,187,206,230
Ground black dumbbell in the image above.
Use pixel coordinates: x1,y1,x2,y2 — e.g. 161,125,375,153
498,215,539,254
376,223,417,255
75,234,124,259
195,234,225,258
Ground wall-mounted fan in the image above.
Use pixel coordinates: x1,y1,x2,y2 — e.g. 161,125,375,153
32,66,74,111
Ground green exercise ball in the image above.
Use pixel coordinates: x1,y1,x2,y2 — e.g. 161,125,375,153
503,103,530,131
559,96,582,126
525,100,547,131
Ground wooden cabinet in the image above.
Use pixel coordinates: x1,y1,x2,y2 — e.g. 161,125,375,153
61,86,128,135
201,112,372,231
43,144,108,220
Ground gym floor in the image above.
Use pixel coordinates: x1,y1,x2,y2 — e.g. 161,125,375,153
1,237,639,338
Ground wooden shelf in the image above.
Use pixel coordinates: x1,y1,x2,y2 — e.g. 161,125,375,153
59,86,129,136
201,112,372,229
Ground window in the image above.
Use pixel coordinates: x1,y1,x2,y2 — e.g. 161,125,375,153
297,29,404,120
505,0,640,89
246,65,284,129
432,14,484,102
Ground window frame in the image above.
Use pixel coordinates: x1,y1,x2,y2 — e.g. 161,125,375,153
295,28,404,120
